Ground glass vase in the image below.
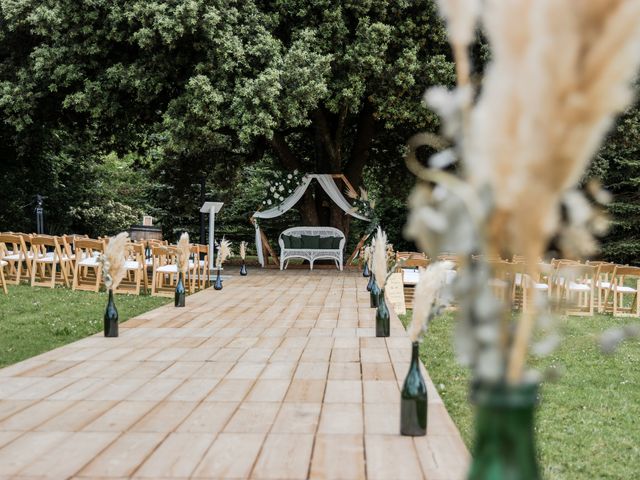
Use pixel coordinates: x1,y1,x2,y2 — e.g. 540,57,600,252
400,341,427,436
467,382,541,480
214,269,223,290
104,289,118,337
366,271,374,291
363,262,370,277
240,260,248,276
370,276,380,307
175,272,186,307
375,289,390,337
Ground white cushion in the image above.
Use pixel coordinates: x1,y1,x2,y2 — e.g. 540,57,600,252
568,282,591,292
157,264,178,273
3,253,24,261
35,255,56,263
78,257,99,267
0,260,7,267
124,261,140,270
613,285,637,293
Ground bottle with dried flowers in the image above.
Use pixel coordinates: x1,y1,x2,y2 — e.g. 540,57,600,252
372,228,390,337
175,233,190,307
214,238,232,290
361,245,371,277
98,232,128,337
239,241,248,276
401,262,452,436
405,0,640,477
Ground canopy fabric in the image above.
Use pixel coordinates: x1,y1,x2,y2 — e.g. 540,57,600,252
253,174,370,267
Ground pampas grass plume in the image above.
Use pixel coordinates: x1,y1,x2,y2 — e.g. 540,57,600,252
176,232,190,274
216,238,233,268
372,227,388,287
102,231,128,290
240,241,247,260
408,261,454,342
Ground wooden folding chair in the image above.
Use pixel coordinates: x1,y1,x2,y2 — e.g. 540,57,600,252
115,242,148,295
0,234,28,285
189,244,210,292
30,235,70,288
72,238,106,292
151,246,178,297
555,264,598,316
399,257,430,310
604,266,640,317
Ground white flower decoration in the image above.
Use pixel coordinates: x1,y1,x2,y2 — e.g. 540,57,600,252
267,199,272,205
287,174,292,179
279,185,284,191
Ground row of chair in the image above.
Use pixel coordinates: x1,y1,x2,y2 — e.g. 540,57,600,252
395,252,640,317
0,233,210,297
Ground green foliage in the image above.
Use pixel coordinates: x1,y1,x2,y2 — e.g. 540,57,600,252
591,102,640,265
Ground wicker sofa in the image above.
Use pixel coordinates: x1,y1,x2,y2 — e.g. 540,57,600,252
278,227,345,271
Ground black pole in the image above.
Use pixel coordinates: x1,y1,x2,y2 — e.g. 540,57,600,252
35,194,44,234
199,175,206,245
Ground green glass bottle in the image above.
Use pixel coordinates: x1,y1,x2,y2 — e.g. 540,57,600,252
468,382,540,480
175,272,186,307
370,276,380,307
375,289,390,337
104,289,118,337
400,341,427,436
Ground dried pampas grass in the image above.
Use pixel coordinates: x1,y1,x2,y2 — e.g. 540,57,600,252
216,238,232,268
176,233,190,274
100,232,128,290
408,261,454,342
372,227,389,288
417,0,640,383
239,241,247,260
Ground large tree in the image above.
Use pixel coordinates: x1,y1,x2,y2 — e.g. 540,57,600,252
0,0,454,239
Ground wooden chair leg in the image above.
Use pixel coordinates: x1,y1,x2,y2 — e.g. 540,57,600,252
0,267,7,294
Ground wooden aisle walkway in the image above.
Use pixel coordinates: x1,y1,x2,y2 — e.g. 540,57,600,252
0,271,469,479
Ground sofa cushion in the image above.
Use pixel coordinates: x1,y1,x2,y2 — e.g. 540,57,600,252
290,235,302,249
282,235,292,248
331,236,341,249
301,235,320,249
318,236,333,250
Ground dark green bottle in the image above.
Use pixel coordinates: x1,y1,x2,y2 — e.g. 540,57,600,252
367,271,374,291
370,276,380,307
400,341,427,436
104,289,118,337
375,289,390,337
363,262,370,277
175,272,186,307
467,382,540,480
214,269,223,290
240,261,248,276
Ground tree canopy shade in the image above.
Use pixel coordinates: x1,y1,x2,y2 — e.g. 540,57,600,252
0,0,454,241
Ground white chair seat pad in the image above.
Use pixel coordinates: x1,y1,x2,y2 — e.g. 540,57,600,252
78,257,100,267
613,285,637,293
124,261,141,270
402,269,420,286
568,282,591,292
157,264,178,273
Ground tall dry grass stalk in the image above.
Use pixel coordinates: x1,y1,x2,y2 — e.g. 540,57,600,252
239,241,247,260
100,232,128,290
216,238,232,268
428,0,640,382
371,227,388,288
408,261,454,342
176,233,190,274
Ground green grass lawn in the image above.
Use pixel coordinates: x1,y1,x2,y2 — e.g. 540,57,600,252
400,311,640,479
0,284,169,368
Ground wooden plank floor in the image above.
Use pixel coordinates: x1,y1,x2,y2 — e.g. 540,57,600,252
0,270,469,479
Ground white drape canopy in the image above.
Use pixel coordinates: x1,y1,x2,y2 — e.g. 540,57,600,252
253,174,370,266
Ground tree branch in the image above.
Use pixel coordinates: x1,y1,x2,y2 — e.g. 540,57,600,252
268,132,300,170
345,99,376,188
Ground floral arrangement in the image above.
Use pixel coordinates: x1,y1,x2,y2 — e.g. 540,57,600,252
347,187,379,234
239,241,247,260
408,261,454,342
99,232,128,290
372,227,390,289
176,232,190,274
404,0,640,383
216,238,233,269
262,169,304,208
